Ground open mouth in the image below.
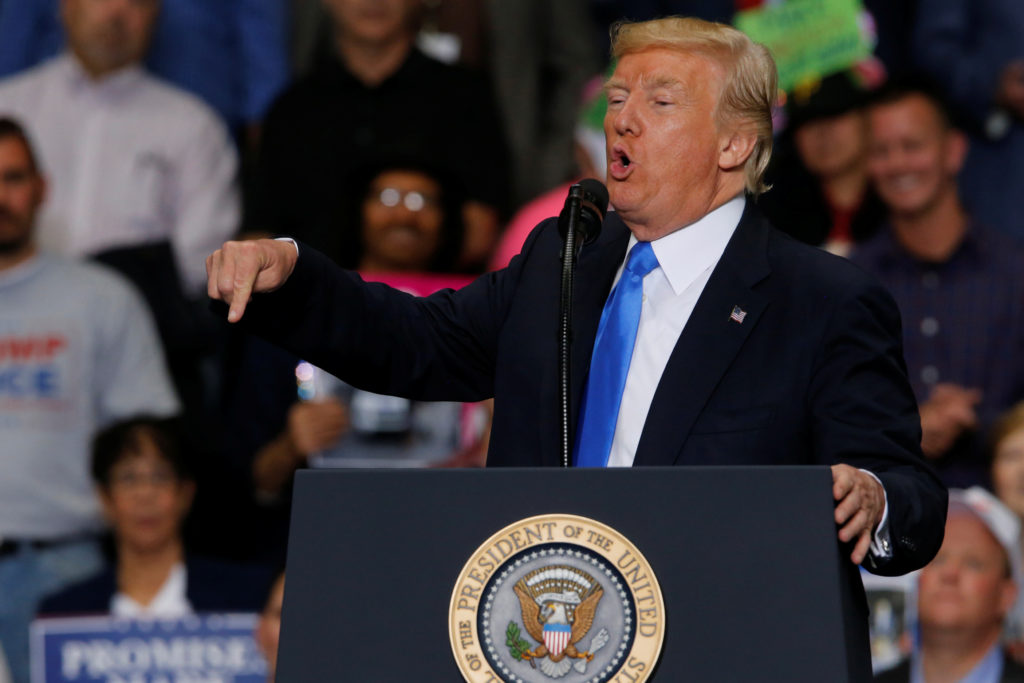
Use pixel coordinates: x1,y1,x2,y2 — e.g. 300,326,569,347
609,146,634,180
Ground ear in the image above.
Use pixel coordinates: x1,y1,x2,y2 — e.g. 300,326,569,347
718,127,758,173
98,487,116,524
999,576,1019,617
176,480,196,518
944,129,968,176
34,173,47,208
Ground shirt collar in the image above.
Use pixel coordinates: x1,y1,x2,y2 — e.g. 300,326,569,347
624,195,745,296
877,219,986,271
59,52,146,97
321,45,425,91
909,641,1004,683
0,251,45,290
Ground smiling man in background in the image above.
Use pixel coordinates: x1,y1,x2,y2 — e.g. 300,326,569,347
851,80,1024,490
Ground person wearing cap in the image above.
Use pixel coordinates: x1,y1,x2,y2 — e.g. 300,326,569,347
875,487,1024,683
759,71,887,257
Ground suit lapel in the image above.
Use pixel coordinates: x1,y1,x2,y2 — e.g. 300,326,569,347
633,203,772,466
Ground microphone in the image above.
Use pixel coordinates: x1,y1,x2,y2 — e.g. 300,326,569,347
556,178,608,467
558,178,609,247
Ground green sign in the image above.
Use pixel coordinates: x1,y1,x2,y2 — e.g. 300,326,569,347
734,0,871,92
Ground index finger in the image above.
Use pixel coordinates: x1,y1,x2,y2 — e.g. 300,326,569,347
228,271,255,323
831,464,855,500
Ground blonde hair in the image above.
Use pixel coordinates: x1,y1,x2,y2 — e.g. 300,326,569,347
992,402,1024,455
610,17,778,195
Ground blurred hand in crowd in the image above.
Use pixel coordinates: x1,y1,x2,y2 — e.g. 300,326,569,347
919,383,983,458
287,399,349,456
256,573,285,682
206,239,298,322
997,60,1024,120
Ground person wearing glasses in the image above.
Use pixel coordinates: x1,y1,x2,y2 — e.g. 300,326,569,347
220,161,482,567
37,417,271,619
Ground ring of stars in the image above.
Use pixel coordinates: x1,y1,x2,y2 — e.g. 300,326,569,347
478,543,635,683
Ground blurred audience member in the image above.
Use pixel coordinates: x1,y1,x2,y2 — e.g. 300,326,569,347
223,162,484,566
994,404,1024,526
588,1,735,56
0,0,240,296
991,402,1024,641
0,0,290,131
0,117,178,683
850,80,1024,488
486,0,600,205
875,487,1024,683
254,0,508,271
913,0,1024,241
759,71,885,257
255,571,285,682
490,82,607,270
38,417,270,618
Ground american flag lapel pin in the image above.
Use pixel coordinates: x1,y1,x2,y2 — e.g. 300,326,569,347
729,305,747,324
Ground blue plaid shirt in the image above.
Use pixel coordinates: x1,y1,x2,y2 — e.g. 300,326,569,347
850,222,1024,487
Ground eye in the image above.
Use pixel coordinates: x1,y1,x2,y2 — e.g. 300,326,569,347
606,89,627,107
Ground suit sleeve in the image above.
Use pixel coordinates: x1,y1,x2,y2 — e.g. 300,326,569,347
809,278,947,576
231,225,549,403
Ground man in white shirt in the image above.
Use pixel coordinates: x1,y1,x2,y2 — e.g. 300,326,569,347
205,18,946,666
0,117,179,683
0,0,239,296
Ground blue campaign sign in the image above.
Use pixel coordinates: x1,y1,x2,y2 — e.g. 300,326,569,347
30,614,269,683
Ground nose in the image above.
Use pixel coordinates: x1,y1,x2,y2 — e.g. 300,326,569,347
935,558,961,583
610,96,642,137
389,201,418,224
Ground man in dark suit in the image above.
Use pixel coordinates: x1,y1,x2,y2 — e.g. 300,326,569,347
207,17,945,577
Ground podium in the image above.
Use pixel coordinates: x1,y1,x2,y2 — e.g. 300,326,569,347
278,467,871,681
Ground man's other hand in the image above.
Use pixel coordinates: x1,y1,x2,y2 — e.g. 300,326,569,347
919,383,982,458
832,464,885,565
206,238,298,322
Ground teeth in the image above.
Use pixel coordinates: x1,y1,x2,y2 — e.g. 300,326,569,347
888,175,918,191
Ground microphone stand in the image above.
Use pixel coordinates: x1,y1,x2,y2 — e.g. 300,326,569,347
559,184,585,468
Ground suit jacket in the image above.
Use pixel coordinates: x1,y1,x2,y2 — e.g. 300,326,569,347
37,556,272,616
237,201,946,577
874,652,1024,682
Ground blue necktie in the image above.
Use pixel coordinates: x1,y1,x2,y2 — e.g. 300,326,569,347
574,241,659,467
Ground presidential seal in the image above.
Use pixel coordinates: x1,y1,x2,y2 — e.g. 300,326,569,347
449,514,664,683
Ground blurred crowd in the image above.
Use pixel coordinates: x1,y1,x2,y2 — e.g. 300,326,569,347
0,0,1022,682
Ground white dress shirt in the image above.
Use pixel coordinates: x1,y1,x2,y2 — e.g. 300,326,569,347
111,562,193,618
0,54,239,294
607,196,743,468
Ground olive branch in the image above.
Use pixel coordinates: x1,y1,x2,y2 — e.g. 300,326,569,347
506,621,533,661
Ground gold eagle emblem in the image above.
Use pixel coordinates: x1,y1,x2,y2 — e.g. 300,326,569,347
511,564,607,677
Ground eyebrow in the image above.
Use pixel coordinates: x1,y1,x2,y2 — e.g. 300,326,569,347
603,75,685,93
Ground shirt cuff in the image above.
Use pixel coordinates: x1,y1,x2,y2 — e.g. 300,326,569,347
275,236,299,256
859,469,892,564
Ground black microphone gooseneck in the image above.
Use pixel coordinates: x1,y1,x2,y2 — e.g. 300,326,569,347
558,179,609,467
